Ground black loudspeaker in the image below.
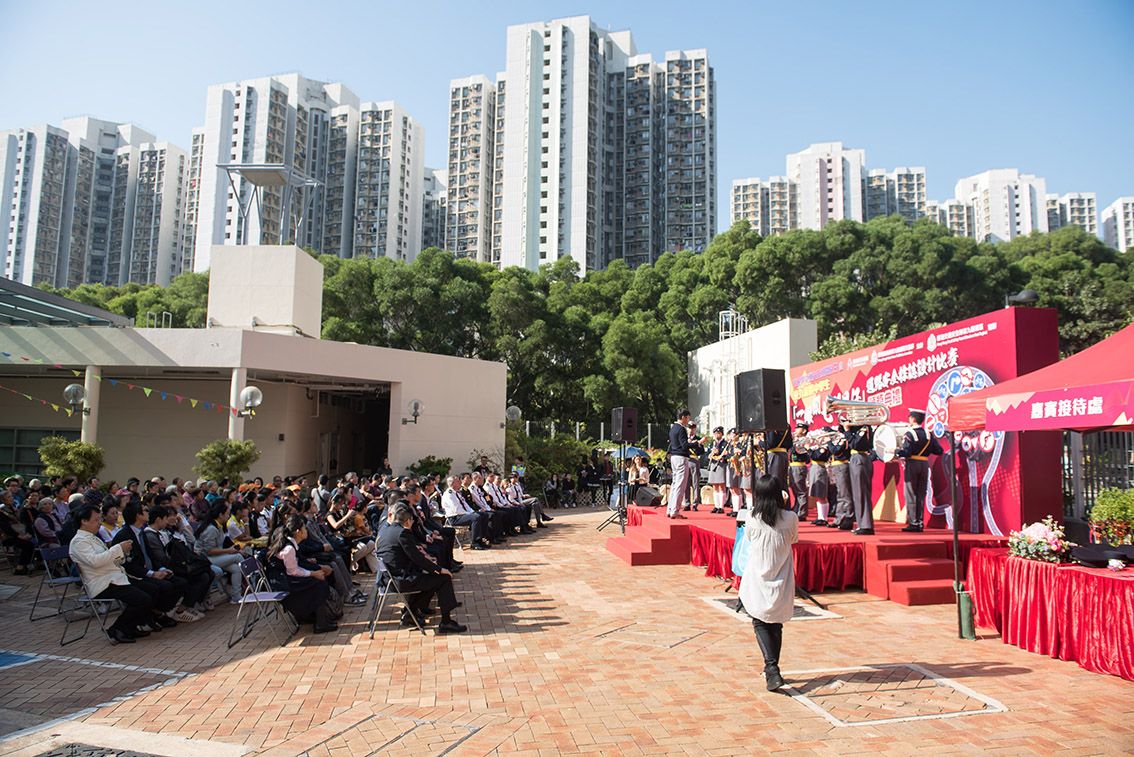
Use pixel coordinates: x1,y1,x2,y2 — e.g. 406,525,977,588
735,368,788,432
611,407,638,442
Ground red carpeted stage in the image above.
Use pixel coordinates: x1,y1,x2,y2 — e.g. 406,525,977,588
605,504,1007,606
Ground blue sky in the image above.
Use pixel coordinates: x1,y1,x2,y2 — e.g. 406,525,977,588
2,0,1132,232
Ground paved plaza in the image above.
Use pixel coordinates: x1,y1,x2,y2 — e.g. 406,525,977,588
0,508,1130,756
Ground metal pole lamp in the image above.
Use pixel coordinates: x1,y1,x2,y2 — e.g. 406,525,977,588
237,386,263,418
63,384,89,416
1004,289,1039,308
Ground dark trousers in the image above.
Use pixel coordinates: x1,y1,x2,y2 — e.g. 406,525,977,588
397,571,457,619
446,513,485,543
789,465,809,520
830,463,854,527
97,581,155,633
130,576,179,613
850,453,874,529
3,537,34,567
903,459,929,527
437,527,456,567
767,451,788,495
481,509,506,539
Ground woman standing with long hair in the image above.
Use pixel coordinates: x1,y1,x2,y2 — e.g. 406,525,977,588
738,474,799,690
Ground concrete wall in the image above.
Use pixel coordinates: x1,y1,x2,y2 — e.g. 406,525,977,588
688,318,817,431
206,245,323,337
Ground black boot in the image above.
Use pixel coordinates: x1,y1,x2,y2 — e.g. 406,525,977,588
753,620,785,691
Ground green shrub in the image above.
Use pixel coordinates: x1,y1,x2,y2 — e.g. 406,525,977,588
193,439,261,484
406,455,452,480
1089,488,1134,544
38,436,106,482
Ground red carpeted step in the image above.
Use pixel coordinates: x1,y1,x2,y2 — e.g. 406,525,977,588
864,541,951,598
605,533,691,565
889,578,957,606
886,558,955,583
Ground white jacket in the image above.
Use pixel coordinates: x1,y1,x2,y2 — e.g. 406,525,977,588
69,528,131,597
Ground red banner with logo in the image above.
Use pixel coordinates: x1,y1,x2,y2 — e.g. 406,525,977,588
788,308,1062,534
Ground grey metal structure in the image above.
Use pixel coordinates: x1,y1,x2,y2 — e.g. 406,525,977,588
0,277,131,327
217,163,322,246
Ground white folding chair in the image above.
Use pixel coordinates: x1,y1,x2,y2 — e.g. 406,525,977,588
228,556,297,648
30,545,82,622
366,556,426,638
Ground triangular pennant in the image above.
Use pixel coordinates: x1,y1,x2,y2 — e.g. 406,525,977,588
109,380,118,386
190,399,198,408
72,369,82,377
160,392,167,400
175,395,183,403
95,375,102,381
33,358,43,364
0,352,9,357
51,404,59,412
127,384,135,390
23,394,32,400
143,387,152,397
40,399,46,404
203,402,211,410
20,357,29,361
52,364,63,369
66,408,73,417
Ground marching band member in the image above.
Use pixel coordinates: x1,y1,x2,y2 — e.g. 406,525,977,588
807,432,831,526
762,427,793,497
828,422,855,531
787,422,810,521
707,426,729,514
725,429,747,518
849,423,877,535
896,409,943,533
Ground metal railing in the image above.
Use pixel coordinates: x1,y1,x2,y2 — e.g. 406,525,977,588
1063,430,1134,518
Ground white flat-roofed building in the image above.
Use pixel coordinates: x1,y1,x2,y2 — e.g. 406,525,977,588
787,142,865,230
1046,191,1097,236
954,169,1047,243
766,176,798,235
731,178,769,236
1102,196,1134,252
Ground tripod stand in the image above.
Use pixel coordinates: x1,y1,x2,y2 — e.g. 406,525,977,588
597,439,627,534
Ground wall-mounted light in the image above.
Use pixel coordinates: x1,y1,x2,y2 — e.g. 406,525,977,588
502,404,521,428
63,383,90,416
237,385,263,417
402,398,424,425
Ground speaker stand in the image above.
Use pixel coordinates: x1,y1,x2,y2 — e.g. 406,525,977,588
596,439,627,534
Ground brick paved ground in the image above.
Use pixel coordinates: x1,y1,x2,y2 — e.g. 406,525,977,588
0,508,1131,755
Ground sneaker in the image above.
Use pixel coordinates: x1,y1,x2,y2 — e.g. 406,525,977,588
203,597,215,611
344,596,367,607
168,609,202,623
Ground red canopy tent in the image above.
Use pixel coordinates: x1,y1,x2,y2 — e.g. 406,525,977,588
949,321,1134,432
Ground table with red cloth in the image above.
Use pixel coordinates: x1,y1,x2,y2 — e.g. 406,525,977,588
690,526,863,593
967,547,1134,681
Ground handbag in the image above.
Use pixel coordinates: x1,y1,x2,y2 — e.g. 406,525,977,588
167,537,211,578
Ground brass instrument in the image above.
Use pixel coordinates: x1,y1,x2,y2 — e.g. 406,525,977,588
729,438,744,475
824,396,891,425
752,432,767,474
793,431,845,452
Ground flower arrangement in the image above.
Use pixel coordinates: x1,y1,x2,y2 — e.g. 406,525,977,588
1008,516,1076,563
1108,559,1125,572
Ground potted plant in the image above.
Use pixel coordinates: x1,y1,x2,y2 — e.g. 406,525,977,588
1088,488,1134,545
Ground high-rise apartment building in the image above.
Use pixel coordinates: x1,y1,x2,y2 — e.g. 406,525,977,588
925,198,974,238
1045,192,1097,236
352,102,424,262
451,15,715,272
954,169,1047,243
864,167,926,224
766,177,798,236
787,142,865,230
446,75,496,263
422,167,448,251
0,117,184,288
190,74,361,269
1102,197,1134,252
730,178,769,235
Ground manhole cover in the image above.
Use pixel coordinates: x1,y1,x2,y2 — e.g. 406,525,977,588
300,714,479,756
34,745,165,757
782,663,1007,726
595,623,707,648
700,596,842,622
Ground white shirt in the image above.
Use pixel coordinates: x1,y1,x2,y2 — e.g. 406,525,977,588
69,528,130,597
468,485,492,511
441,488,473,517
737,510,799,624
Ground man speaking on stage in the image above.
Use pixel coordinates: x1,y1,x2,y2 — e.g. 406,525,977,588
666,409,695,520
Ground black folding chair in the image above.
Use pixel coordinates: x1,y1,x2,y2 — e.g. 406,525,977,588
228,556,297,648
366,556,426,638
29,545,82,621
62,568,120,646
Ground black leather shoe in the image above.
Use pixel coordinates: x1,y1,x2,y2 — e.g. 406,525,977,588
109,628,136,644
471,543,488,550
155,615,177,628
521,527,536,534
902,524,923,532
455,601,463,608
682,505,691,511
536,523,547,529
132,626,152,637
852,528,875,535
450,564,464,573
437,620,468,634
811,519,828,526
542,515,553,521
314,621,339,633
399,614,418,628
727,511,738,517
451,560,463,567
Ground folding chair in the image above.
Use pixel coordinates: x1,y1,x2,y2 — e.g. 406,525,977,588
228,556,297,648
366,556,426,638
61,569,120,646
440,515,469,552
29,545,82,621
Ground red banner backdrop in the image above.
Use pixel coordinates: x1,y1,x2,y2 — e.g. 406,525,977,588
788,308,1063,535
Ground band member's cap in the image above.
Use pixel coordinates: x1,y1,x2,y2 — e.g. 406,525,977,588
796,420,810,430
713,426,724,434
728,427,740,435
909,408,927,421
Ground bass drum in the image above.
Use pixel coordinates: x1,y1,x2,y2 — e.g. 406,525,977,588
873,423,910,463
635,485,663,507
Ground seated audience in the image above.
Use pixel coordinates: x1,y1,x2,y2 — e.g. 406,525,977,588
69,503,152,644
